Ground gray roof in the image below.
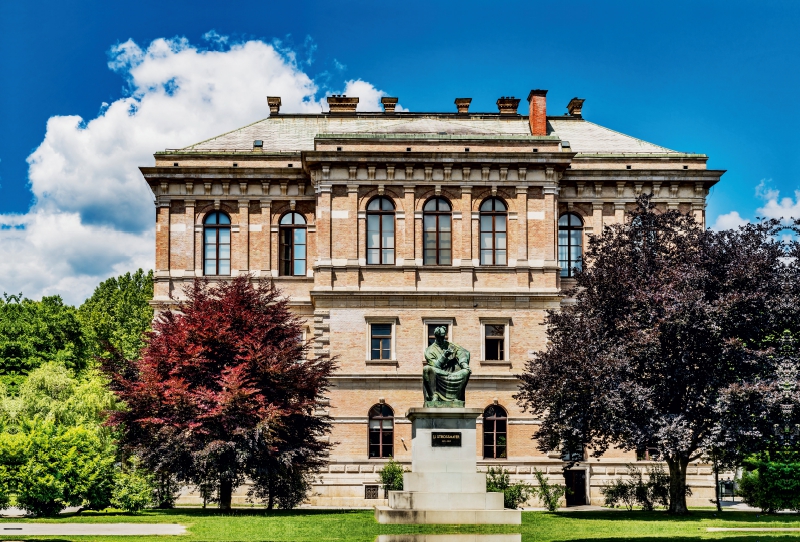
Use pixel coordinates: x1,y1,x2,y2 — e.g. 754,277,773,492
179,115,682,155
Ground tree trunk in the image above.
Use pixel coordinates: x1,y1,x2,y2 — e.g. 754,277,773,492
713,452,722,513
219,479,233,510
267,474,275,510
666,455,690,515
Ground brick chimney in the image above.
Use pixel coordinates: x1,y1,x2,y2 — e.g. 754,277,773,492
267,96,281,114
527,90,548,135
381,97,398,113
567,97,585,118
327,95,359,113
455,98,472,113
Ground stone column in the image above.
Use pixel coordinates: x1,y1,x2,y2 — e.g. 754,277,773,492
347,184,359,265
261,200,272,276
185,199,196,275
515,186,528,262
592,202,604,236
317,185,332,264
156,199,170,272
543,186,558,265
238,200,250,272
692,203,705,227
614,202,625,224
403,185,415,262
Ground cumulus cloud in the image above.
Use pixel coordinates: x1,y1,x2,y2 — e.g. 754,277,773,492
0,35,394,304
339,79,408,112
710,211,749,231
754,179,800,222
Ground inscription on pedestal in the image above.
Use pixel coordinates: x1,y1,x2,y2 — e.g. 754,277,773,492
431,431,462,447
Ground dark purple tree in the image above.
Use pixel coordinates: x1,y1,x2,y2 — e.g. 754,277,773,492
104,276,334,509
516,196,786,514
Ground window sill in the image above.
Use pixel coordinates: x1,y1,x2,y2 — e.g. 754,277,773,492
480,360,513,367
273,275,314,281
366,359,398,366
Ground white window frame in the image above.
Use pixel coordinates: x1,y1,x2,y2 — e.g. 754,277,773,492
422,318,455,352
365,316,398,365
480,318,511,365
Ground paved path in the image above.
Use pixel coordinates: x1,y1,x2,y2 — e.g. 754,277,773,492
0,523,186,536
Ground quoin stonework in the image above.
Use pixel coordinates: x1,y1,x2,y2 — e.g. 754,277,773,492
140,89,724,507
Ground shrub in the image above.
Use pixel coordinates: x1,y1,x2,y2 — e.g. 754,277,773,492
378,459,404,494
112,460,155,513
487,466,536,509
601,464,674,511
738,461,800,513
532,468,565,512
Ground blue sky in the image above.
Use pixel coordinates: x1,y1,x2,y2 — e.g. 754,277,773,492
0,0,798,302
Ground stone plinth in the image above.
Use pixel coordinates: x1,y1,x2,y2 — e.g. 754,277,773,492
375,407,520,525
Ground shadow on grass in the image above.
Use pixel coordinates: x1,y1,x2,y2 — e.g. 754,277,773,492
537,510,800,524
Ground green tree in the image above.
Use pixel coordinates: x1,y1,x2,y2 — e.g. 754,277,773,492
112,458,155,513
78,269,154,362
0,294,86,393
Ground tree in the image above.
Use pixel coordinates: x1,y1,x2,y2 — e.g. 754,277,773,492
0,294,86,393
78,269,154,362
516,196,786,514
105,277,334,509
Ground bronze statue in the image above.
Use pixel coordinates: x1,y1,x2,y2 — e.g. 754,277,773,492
422,326,471,407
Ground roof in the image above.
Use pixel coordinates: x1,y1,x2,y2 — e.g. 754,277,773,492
177,114,684,155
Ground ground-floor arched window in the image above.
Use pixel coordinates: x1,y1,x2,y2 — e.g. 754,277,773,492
369,404,394,458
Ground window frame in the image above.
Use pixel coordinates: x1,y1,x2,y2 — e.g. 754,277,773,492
558,212,584,278
364,317,398,365
480,318,511,364
482,404,508,459
422,318,454,349
368,403,395,459
479,197,508,266
366,196,396,265
203,211,232,276
279,212,308,277
422,197,453,266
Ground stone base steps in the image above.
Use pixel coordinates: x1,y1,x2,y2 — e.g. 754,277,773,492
375,507,521,525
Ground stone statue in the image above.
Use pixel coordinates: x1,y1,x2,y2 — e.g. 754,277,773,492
422,326,471,407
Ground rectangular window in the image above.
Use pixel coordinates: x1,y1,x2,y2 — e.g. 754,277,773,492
365,485,379,499
485,324,505,360
370,324,392,360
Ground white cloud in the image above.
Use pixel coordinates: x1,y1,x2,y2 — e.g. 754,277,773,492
0,35,394,305
754,180,800,222
710,211,749,231
340,79,407,112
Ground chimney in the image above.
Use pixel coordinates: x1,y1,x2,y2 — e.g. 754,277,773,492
267,96,281,115
567,98,585,118
381,97,398,113
527,89,548,136
455,98,472,113
327,94,359,113
496,96,521,115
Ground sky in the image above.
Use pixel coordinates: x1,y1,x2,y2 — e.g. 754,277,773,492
1,0,799,305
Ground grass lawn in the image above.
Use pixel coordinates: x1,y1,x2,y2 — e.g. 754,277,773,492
2,508,800,542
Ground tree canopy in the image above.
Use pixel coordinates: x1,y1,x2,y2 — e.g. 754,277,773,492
516,196,793,514
105,276,335,509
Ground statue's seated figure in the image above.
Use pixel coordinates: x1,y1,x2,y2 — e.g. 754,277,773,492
422,326,471,407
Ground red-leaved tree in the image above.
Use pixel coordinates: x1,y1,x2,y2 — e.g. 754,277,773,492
104,276,334,509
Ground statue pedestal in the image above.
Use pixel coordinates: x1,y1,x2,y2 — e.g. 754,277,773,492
375,408,521,525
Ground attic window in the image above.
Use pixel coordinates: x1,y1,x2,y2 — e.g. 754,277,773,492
337,147,342,151
465,148,470,152
562,141,571,148
626,165,631,170
253,140,263,148
683,165,688,170
533,148,538,153
406,147,412,152
288,164,294,168
173,162,178,166
233,163,238,167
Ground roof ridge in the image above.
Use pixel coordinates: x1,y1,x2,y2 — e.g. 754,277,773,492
579,119,679,153
182,116,270,150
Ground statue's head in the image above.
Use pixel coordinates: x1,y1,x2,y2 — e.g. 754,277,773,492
434,326,447,341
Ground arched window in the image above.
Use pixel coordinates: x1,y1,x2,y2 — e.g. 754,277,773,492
422,197,452,265
368,404,394,458
558,213,584,278
203,211,231,276
366,197,395,265
479,198,508,266
280,212,307,276
483,405,507,459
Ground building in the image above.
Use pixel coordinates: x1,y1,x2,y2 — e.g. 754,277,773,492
140,90,723,507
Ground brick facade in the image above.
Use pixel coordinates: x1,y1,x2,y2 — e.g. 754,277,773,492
141,91,724,507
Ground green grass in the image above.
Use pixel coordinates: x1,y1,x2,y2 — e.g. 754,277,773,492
2,509,800,541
